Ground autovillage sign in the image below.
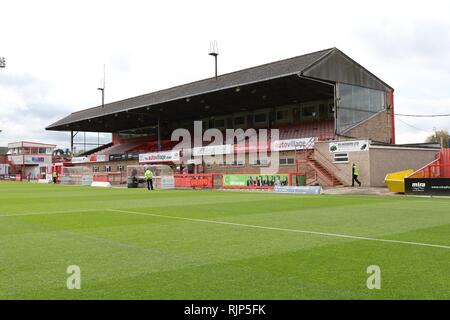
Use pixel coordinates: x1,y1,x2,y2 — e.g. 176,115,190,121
404,178,450,196
272,137,315,151
139,150,180,163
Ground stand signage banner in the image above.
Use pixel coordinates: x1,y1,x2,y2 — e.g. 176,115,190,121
139,150,180,163
193,144,232,156
329,140,369,153
272,138,315,151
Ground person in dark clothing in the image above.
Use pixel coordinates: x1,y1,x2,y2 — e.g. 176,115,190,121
352,163,362,187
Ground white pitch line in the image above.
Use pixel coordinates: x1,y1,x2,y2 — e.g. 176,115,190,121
0,208,102,218
108,208,450,250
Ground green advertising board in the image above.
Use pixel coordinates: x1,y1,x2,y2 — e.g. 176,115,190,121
222,174,289,187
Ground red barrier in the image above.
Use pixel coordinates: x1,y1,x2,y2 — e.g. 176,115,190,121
174,174,220,189
409,149,450,179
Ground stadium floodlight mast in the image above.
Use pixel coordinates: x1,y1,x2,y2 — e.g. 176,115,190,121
96,65,106,147
208,41,219,80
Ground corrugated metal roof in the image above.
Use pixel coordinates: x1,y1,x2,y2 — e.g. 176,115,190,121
47,48,334,129
47,47,392,130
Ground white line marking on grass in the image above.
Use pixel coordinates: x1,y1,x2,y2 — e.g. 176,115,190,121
0,208,102,218
108,209,450,250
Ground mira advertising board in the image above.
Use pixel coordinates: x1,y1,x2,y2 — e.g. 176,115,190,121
139,150,180,163
222,174,289,187
405,178,450,196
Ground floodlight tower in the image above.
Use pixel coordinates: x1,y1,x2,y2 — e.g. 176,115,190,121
96,64,106,147
1,58,5,136
208,41,219,80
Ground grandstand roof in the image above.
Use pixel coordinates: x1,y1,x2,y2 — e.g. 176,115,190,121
47,47,392,132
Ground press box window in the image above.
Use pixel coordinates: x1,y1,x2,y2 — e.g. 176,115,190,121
333,152,349,163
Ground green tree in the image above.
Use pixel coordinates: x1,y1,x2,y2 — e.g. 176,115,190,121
426,130,450,148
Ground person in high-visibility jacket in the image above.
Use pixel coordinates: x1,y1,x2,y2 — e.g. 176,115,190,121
144,168,154,190
352,163,361,187
52,170,58,184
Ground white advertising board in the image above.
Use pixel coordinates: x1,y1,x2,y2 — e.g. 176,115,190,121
329,140,369,153
139,150,180,163
272,138,316,151
192,144,232,156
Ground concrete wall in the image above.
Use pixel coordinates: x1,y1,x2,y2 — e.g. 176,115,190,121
338,110,392,144
369,147,438,186
315,140,439,187
314,141,370,186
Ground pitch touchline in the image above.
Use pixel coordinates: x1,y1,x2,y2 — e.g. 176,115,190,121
108,209,450,250
0,208,101,217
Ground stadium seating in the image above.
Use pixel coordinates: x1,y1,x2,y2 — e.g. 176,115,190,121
277,119,334,140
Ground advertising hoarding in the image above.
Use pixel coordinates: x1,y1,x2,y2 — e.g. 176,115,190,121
139,150,180,163
222,174,289,187
329,140,369,153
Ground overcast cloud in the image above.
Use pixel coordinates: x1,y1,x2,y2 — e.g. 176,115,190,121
1,0,449,149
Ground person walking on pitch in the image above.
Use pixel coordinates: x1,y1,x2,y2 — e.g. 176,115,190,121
144,167,154,190
52,170,58,184
352,163,361,187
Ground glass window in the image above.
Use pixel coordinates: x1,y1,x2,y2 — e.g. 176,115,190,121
105,166,111,172
280,158,295,166
333,152,349,163
337,84,386,133
117,165,124,172
252,159,269,166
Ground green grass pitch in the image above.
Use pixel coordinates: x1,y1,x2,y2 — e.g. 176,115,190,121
0,182,449,299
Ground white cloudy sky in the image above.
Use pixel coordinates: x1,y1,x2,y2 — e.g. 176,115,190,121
1,0,449,149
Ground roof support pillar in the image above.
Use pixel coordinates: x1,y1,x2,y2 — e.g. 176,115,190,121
157,116,161,151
